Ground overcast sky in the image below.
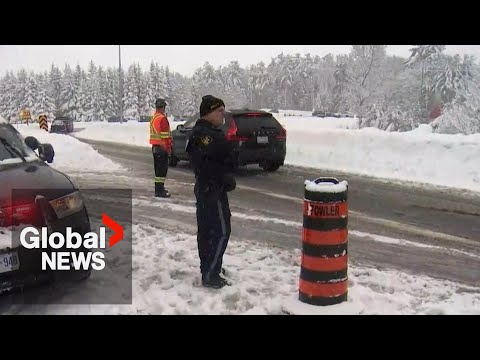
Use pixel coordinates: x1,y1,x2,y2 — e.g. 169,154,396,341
1,45,479,77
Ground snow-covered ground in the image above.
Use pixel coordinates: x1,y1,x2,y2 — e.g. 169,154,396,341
48,115,480,193
1,126,479,315
2,220,479,315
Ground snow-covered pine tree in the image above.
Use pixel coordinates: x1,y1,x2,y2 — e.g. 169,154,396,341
432,57,480,134
35,72,56,120
60,64,77,118
49,64,63,111
123,64,140,121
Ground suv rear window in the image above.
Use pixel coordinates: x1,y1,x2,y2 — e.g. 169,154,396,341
232,114,282,133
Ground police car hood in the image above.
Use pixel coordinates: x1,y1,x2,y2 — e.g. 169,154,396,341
0,160,76,206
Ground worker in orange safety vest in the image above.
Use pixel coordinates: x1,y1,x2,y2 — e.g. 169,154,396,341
150,98,172,198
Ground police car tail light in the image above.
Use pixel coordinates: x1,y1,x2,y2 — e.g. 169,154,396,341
225,119,248,141
0,201,37,227
49,191,84,219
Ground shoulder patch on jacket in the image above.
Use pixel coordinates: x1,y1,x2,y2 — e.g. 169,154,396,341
200,135,213,146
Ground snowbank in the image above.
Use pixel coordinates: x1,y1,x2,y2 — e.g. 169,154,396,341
14,125,123,174
68,116,480,193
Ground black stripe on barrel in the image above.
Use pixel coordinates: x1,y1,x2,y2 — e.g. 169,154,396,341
302,242,347,258
303,216,348,231
304,188,347,203
299,291,348,306
300,267,348,282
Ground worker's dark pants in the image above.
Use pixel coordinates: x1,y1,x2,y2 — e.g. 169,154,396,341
195,185,231,280
152,145,169,192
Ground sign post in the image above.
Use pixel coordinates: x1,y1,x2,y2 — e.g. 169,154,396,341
20,109,31,125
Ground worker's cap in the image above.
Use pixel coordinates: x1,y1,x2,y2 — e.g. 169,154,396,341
155,98,167,108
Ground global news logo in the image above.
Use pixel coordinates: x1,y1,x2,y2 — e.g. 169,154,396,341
19,214,123,271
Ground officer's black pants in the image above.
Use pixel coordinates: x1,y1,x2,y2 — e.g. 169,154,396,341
152,145,168,187
195,188,231,279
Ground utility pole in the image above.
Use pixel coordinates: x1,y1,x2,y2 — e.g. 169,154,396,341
420,61,426,119
118,45,124,124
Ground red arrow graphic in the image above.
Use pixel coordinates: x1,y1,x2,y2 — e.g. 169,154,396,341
102,213,124,247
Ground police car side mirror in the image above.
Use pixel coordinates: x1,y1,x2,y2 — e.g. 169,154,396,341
38,143,55,163
177,124,184,130
25,136,40,151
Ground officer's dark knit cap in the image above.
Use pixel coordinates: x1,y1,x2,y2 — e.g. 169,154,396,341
200,95,225,117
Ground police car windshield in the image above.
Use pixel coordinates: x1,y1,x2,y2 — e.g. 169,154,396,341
0,124,35,161
52,120,65,125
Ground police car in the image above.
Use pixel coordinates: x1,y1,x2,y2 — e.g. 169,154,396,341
0,116,92,294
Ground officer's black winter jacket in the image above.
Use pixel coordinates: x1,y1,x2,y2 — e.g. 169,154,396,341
186,119,236,195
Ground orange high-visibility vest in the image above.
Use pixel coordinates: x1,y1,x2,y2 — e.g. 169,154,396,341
149,111,172,151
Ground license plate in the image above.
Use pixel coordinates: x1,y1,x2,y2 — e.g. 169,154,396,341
257,136,269,144
0,251,20,274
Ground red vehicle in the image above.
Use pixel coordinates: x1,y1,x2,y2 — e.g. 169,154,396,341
429,105,443,121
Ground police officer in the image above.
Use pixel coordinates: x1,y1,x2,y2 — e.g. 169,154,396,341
186,95,236,289
150,98,172,198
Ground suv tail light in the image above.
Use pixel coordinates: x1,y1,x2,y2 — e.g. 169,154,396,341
225,119,248,141
276,127,286,140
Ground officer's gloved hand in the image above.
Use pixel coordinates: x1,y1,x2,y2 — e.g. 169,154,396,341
223,174,236,192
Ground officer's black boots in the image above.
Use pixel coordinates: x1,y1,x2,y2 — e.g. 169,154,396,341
155,183,171,198
202,274,230,289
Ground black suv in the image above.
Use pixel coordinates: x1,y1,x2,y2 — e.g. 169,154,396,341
50,117,74,134
169,110,287,172
0,120,92,294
